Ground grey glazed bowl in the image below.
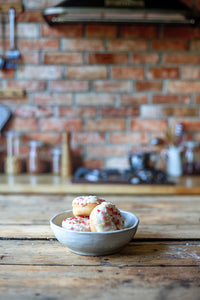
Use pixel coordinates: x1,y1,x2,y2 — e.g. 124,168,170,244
50,209,139,256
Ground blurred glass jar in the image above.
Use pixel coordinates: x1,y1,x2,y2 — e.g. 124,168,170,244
26,141,47,174
51,147,61,175
183,141,200,175
4,131,23,174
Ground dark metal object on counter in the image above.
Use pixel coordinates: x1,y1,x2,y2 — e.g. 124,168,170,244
129,151,158,170
73,166,173,185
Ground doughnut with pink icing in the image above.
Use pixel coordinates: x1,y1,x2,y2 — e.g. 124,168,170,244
72,195,105,217
90,201,125,232
62,216,90,232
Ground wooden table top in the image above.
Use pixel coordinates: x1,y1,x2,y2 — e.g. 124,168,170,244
0,194,200,299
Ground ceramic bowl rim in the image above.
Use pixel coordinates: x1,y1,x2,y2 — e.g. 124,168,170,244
50,209,139,235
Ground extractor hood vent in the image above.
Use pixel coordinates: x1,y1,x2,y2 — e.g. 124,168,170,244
43,0,200,25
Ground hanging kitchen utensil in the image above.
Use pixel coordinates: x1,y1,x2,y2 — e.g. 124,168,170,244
5,8,20,69
0,104,12,132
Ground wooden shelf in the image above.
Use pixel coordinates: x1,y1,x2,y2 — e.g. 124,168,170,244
0,88,25,98
0,174,200,195
0,2,23,14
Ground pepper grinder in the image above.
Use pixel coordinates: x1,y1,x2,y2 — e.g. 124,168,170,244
61,132,72,179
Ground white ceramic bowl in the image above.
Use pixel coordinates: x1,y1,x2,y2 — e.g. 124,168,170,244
50,209,139,256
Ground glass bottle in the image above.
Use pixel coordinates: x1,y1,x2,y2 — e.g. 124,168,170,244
27,141,46,174
51,147,61,175
183,141,199,175
4,131,23,174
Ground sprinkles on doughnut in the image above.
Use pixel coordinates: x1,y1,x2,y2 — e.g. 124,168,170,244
90,201,125,232
72,195,105,217
62,216,90,232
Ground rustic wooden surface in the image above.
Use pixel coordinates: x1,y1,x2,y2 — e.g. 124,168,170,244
0,194,200,299
1,174,200,194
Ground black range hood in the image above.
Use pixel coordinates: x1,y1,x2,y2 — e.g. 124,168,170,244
43,0,200,25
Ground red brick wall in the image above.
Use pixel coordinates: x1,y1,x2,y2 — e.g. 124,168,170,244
1,0,200,170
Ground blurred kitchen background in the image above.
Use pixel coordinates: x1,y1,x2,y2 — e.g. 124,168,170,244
1,0,200,180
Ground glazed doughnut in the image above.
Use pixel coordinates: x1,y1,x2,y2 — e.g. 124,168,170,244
90,201,125,232
62,216,90,232
72,195,105,217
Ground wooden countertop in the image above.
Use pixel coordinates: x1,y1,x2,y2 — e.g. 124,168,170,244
0,194,199,299
0,174,200,194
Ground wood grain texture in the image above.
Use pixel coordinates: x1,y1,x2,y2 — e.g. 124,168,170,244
0,194,200,299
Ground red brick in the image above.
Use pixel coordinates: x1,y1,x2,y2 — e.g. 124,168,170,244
111,67,144,79
94,81,131,92
130,119,168,131
182,67,200,79
41,24,83,37
33,93,73,105
6,118,38,131
120,94,148,105
109,132,148,144
178,120,200,131
17,66,62,80
40,119,82,131
132,53,159,64
141,106,161,118
83,159,104,169
163,54,200,65
22,132,62,145
58,107,97,118
152,95,191,105
62,39,104,51
0,69,14,79
67,66,107,79
72,133,105,144
20,52,40,64
194,95,200,104
135,81,162,92
16,11,44,22
162,107,199,117
49,81,89,92
14,106,53,118
147,67,179,79
18,39,59,50
86,24,117,38
100,107,140,117
163,26,200,39
16,24,39,38
86,119,126,131
76,94,115,106
151,40,189,51
87,145,126,157
24,0,59,9
107,40,147,51
121,25,158,38
44,53,83,65
0,95,29,105
191,40,200,50
167,81,200,93
88,53,128,65
5,81,46,92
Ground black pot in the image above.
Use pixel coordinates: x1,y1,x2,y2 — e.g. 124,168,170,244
129,151,157,170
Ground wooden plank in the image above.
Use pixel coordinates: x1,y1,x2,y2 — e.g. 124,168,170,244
0,240,200,266
1,224,200,239
0,88,25,98
0,265,199,300
0,3,23,14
